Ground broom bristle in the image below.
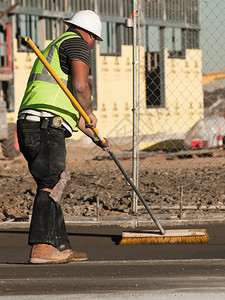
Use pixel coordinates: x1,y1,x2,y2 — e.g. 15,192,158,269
120,233,210,245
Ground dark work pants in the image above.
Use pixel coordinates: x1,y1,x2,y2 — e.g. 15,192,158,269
17,119,71,251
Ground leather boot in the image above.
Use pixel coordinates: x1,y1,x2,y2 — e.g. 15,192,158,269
29,244,87,264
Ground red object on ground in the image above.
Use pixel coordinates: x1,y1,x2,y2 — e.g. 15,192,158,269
191,140,209,149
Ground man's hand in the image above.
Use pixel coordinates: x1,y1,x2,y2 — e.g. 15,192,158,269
86,112,97,129
93,138,112,151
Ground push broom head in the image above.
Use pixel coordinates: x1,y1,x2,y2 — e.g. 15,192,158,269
120,229,209,245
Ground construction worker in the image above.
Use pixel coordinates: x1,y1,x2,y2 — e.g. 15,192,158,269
17,10,110,264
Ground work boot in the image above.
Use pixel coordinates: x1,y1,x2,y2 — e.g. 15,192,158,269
63,248,88,262
29,244,87,264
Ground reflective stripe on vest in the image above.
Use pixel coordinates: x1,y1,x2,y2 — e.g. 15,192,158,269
28,34,76,88
27,73,72,91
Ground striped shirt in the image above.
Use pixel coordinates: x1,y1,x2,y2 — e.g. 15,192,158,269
59,28,92,75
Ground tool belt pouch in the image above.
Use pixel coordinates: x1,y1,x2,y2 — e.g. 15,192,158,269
49,171,71,205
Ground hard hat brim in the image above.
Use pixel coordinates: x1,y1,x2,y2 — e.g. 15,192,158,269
63,20,103,41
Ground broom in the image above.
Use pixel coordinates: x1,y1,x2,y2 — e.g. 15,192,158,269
25,37,209,245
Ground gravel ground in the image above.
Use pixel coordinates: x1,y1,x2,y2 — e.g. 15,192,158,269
1,139,225,221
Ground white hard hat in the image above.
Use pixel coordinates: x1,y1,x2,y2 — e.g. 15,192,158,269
63,10,103,41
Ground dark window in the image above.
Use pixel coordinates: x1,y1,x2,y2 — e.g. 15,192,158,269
16,15,39,52
145,52,161,107
100,22,121,56
186,29,200,49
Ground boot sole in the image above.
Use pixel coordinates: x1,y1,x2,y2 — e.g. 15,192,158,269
71,257,88,262
29,257,72,264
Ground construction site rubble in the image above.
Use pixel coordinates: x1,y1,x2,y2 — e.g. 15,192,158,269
1,142,225,222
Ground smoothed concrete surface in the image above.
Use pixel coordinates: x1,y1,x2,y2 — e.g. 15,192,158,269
0,260,225,297
1,221,225,297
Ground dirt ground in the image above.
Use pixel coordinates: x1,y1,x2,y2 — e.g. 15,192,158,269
1,137,225,221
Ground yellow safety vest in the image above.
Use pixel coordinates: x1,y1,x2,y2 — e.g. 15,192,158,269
19,32,82,131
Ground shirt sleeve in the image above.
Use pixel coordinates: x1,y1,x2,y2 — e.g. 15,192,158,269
61,37,92,67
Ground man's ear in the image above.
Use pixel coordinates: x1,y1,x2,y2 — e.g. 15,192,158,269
89,33,95,40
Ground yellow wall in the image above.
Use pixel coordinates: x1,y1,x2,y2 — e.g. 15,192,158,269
90,44,134,141
92,46,203,143
7,39,36,122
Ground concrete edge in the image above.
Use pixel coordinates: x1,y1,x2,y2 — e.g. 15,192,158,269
1,214,225,230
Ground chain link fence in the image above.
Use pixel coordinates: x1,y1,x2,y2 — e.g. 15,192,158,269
61,0,225,220
131,0,225,216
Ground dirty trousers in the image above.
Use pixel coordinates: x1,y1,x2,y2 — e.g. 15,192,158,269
17,119,71,251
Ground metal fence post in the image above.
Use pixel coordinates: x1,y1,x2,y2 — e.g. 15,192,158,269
132,0,139,213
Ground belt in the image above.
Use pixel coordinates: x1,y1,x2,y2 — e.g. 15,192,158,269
18,114,41,122
18,114,64,128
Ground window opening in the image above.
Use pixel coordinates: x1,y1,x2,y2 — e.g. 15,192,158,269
145,26,161,107
100,22,121,56
17,15,39,52
166,27,183,58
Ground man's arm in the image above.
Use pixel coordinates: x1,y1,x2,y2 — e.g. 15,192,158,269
71,60,111,151
71,60,97,128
